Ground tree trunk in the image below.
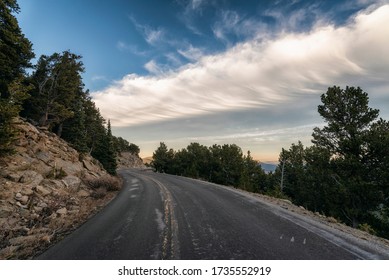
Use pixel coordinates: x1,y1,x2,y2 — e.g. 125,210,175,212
56,122,63,137
39,111,48,127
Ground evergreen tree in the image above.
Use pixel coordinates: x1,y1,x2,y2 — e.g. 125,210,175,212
61,91,88,153
92,120,117,175
277,141,306,203
184,142,210,179
112,136,140,156
312,86,381,227
22,51,84,134
0,78,31,155
0,0,34,97
151,142,174,173
105,120,118,175
83,96,105,155
240,151,267,193
0,0,34,156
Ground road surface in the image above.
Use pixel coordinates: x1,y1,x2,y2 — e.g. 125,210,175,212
37,169,389,259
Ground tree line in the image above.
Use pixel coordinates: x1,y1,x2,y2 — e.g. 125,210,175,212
152,86,389,239
152,142,276,193
0,0,138,175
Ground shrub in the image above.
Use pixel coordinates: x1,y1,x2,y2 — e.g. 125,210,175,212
83,175,120,192
358,223,377,235
46,167,67,179
91,187,107,199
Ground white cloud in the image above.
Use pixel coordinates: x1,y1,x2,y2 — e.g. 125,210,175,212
94,5,389,128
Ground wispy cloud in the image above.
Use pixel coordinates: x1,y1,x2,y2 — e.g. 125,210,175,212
116,40,149,56
178,0,209,35
144,60,165,75
91,75,108,82
212,10,269,44
94,5,389,128
177,44,205,61
129,16,166,46
186,123,324,143
190,0,204,10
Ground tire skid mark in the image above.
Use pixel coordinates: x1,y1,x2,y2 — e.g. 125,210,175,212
149,177,180,260
127,171,180,259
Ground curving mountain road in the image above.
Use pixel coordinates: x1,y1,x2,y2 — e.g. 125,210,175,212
37,169,389,260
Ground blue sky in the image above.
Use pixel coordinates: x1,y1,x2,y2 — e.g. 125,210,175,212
17,0,389,161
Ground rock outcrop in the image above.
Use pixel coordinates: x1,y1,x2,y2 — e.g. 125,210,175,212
0,118,120,259
117,152,145,169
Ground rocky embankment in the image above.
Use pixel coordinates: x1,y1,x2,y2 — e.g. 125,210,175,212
117,152,145,169
0,118,120,259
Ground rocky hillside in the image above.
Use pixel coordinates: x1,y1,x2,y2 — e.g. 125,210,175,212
117,152,145,169
0,118,120,259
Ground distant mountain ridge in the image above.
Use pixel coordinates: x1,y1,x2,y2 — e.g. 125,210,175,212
259,162,277,173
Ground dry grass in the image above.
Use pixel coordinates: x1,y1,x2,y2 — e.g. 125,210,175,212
83,175,121,192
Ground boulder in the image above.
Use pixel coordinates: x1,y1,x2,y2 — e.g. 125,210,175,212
15,121,40,135
21,188,34,196
38,202,48,208
15,195,29,205
14,137,29,147
62,176,81,188
0,205,13,218
82,159,96,172
56,207,67,215
5,172,22,182
36,151,52,164
35,185,52,196
41,179,65,189
19,170,43,186
55,158,83,175
77,190,90,197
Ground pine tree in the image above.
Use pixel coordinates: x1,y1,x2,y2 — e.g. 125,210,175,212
152,142,174,173
312,86,381,227
105,120,117,175
0,0,34,156
0,0,34,96
61,91,88,153
22,51,84,133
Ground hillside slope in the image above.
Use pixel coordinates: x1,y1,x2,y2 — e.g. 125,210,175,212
0,118,120,259
117,152,145,169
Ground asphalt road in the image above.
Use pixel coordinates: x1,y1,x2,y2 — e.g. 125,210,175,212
37,169,389,259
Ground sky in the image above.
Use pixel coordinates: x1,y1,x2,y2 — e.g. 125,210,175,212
16,0,389,162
